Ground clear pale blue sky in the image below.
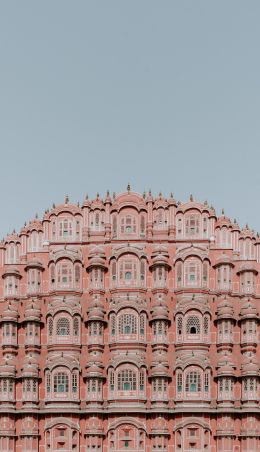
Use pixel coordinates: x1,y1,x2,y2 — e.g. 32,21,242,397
0,1,260,237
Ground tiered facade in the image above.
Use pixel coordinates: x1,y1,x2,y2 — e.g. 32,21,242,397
0,188,260,452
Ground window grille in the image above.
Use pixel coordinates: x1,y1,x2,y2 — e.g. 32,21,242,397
57,318,70,336
48,318,53,336
118,369,137,391
119,313,137,335
73,317,79,336
185,371,201,392
54,373,69,393
186,316,200,334
177,316,183,335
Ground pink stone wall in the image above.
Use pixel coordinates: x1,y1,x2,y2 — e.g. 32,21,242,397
0,190,259,451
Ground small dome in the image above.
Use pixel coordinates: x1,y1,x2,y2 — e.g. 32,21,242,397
24,300,41,322
2,302,18,322
0,357,16,377
87,298,105,321
151,296,169,321
213,253,234,267
215,216,232,228
239,300,259,320
216,298,234,320
237,262,258,275
21,354,39,377
216,352,236,376
241,354,259,376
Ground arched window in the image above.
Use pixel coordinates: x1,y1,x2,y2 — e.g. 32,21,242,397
118,313,137,335
48,318,53,337
50,264,55,287
140,260,145,282
203,316,209,336
110,314,116,337
118,369,137,391
57,261,73,288
176,262,183,287
185,371,201,393
120,215,137,235
73,317,79,336
57,318,70,336
140,314,145,336
177,372,183,394
140,214,145,236
111,260,116,282
176,316,183,337
118,255,138,286
186,316,200,335
54,372,69,393
185,214,200,237
112,215,117,237
74,264,81,288
184,258,201,287
58,218,73,238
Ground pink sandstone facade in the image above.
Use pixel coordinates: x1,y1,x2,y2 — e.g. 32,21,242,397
0,188,260,452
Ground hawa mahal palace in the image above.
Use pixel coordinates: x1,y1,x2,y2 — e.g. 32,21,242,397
0,187,259,452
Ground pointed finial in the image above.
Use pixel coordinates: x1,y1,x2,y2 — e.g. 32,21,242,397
143,191,146,199
246,223,249,229
222,208,225,215
35,213,38,219
24,222,27,227
85,193,88,200
204,200,208,206
77,201,80,207
113,192,116,199
159,191,162,197
149,188,152,196
170,192,174,198
234,218,237,223
96,193,99,199
65,195,69,204
127,183,131,192
190,194,193,202
52,203,56,208
106,190,110,196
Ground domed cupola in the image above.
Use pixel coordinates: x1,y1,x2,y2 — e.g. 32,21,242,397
1,302,19,323
87,297,105,322
216,352,236,377
24,300,41,323
150,350,170,378
21,354,39,378
241,354,259,377
239,299,259,321
216,297,234,320
151,294,169,321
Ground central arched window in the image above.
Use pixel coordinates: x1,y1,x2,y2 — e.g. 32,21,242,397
50,260,82,290
58,218,73,238
120,215,137,235
119,313,137,335
186,371,201,392
186,316,200,335
176,367,210,400
46,368,79,400
118,369,137,391
54,372,69,393
185,214,200,237
184,258,201,286
57,318,70,336
110,310,146,342
48,314,80,345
